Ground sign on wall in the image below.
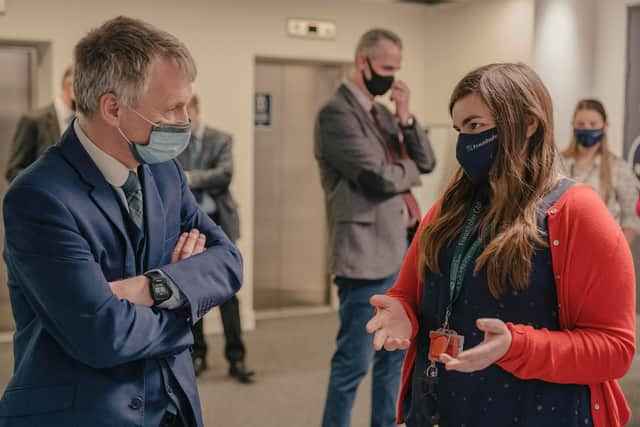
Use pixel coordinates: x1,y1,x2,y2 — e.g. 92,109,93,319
255,93,271,127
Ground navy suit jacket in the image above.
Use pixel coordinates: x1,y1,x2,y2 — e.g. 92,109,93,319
0,126,243,426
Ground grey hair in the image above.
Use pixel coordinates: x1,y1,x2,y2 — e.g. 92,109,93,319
73,16,197,117
355,28,402,57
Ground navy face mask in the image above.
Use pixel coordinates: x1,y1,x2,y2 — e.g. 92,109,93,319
456,127,499,185
574,128,604,148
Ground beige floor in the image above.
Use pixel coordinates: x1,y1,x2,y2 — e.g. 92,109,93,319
0,313,637,426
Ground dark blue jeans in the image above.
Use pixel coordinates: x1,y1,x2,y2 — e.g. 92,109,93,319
322,274,406,427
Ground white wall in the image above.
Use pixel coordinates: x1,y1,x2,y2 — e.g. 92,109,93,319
414,0,535,212
423,0,535,126
530,0,640,156
533,0,597,152
592,0,640,156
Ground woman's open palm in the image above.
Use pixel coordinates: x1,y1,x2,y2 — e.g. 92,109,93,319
366,295,412,351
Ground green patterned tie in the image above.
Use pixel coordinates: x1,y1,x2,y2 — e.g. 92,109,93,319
121,171,144,231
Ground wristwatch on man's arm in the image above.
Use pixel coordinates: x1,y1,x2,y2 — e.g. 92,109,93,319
398,115,415,131
144,269,184,309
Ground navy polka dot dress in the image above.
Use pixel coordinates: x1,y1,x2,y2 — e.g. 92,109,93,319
404,180,593,427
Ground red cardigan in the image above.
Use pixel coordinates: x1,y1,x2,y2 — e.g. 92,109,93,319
388,185,636,426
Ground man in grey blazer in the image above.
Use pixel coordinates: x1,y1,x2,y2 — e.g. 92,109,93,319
6,65,75,182
315,29,435,427
178,94,254,383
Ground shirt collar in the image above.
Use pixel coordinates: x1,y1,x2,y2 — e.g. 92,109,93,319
343,79,374,114
73,119,134,188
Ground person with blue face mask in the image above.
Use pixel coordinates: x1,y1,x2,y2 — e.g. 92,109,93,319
118,107,192,165
366,64,635,427
561,99,640,244
1,16,242,427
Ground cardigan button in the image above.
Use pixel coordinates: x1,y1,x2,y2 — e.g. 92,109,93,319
549,208,557,215
554,274,560,280
129,397,143,410
594,403,600,411
552,240,560,247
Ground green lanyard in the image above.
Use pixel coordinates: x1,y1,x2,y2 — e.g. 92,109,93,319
443,198,484,329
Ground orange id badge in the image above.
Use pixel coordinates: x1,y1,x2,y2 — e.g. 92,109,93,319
428,328,464,362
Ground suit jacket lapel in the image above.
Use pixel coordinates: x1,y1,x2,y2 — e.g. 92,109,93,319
89,185,137,275
338,84,387,147
201,128,213,169
199,128,220,170
58,126,135,273
140,165,166,269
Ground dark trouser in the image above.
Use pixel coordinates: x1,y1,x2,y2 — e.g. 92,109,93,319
191,210,246,364
191,294,246,364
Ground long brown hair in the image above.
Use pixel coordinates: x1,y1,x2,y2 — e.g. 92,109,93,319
561,99,612,202
418,63,558,298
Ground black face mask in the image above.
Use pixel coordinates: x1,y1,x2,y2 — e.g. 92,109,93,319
362,57,394,96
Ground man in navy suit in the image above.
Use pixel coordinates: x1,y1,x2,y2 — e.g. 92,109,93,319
0,16,242,427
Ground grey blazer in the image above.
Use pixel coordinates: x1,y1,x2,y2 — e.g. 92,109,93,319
177,126,240,243
6,103,61,182
314,84,436,280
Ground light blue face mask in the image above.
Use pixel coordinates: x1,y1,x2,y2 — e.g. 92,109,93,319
119,109,191,164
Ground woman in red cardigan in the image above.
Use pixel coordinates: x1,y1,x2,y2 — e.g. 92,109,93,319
366,63,636,427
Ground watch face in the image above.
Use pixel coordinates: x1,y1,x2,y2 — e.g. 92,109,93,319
152,279,171,300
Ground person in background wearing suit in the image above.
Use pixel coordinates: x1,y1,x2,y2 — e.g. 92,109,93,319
314,28,435,427
1,16,242,427
6,64,75,182
177,94,254,383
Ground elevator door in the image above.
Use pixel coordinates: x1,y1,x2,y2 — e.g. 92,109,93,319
0,46,37,331
254,60,348,310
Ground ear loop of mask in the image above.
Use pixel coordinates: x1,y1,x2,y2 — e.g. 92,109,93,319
116,105,155,146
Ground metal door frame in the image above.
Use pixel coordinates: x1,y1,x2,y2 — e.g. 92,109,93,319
0,42,41,110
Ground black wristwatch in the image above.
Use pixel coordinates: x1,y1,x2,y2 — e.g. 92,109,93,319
145,269,173,306
399,115,416,131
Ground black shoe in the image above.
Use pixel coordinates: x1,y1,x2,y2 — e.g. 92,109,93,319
192,356,207,377
228,362,255,384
